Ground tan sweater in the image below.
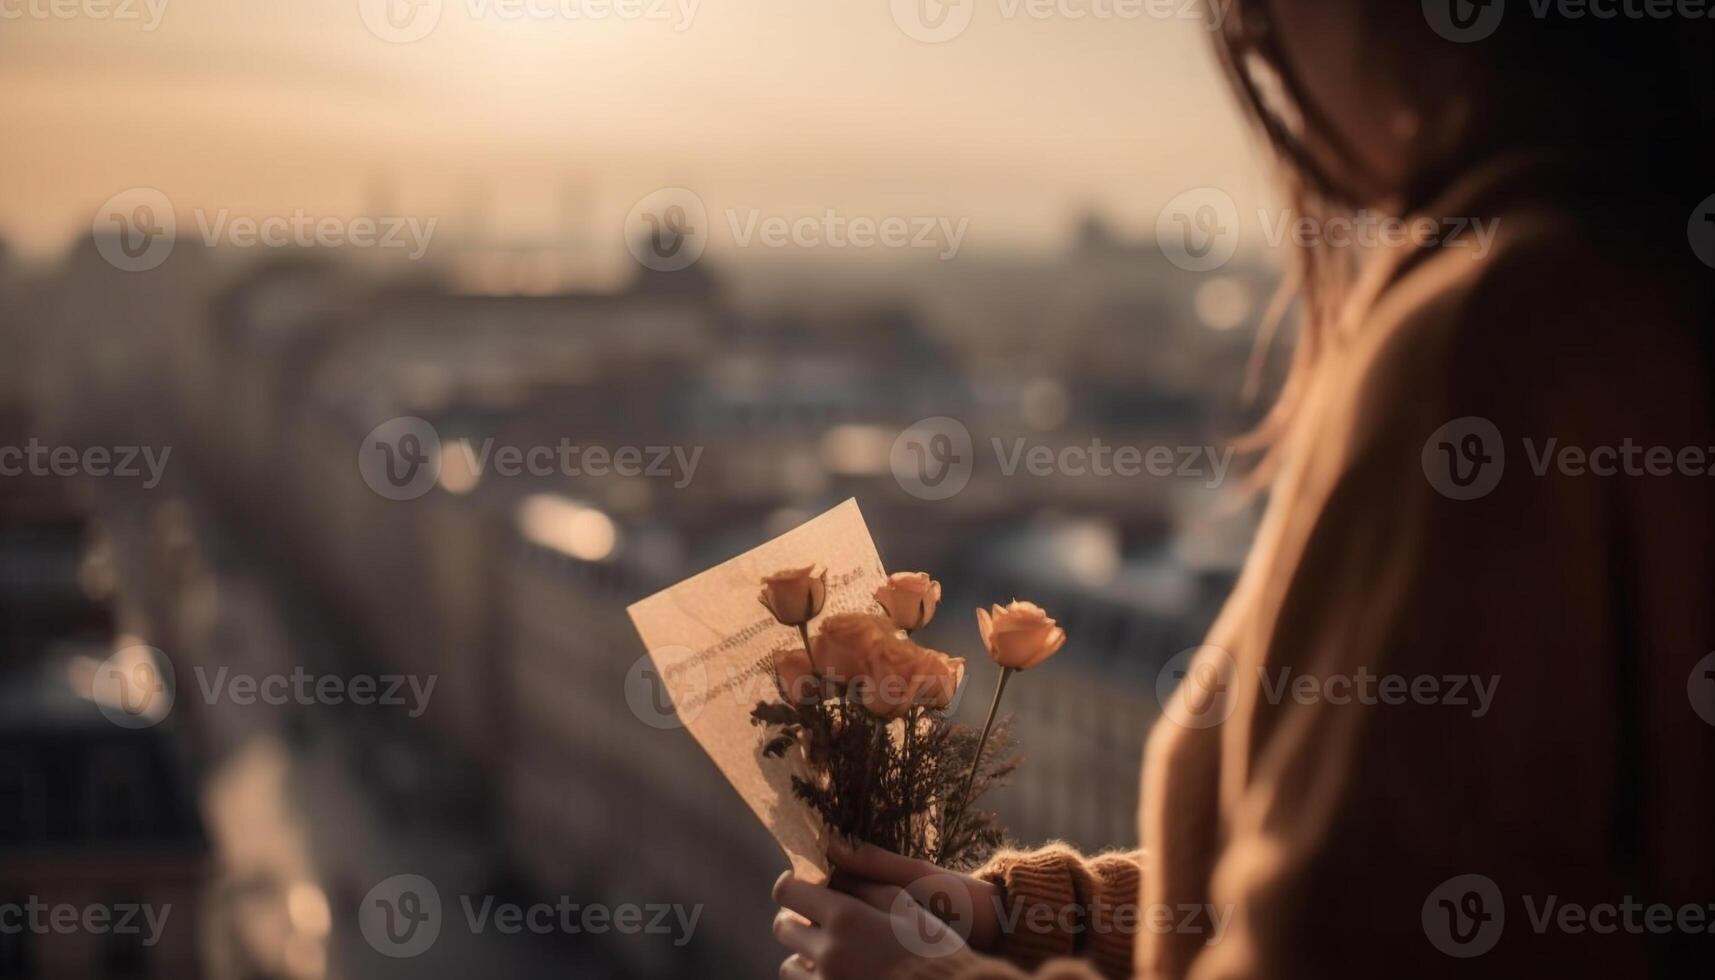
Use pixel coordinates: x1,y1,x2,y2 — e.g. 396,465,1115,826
903,161,1715,978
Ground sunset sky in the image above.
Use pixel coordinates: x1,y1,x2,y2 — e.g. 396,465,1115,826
0,0,1274,267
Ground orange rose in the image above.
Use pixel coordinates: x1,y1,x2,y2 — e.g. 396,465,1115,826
915,649,966,710
772,646,826,705
759,565,827,627
974,600,1066,671
811,612,896,686
856,636,966,719
874,571,943,632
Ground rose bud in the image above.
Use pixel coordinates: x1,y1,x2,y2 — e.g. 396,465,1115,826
874,571,943,632
975,600,1067,671
811,612,896,688
759,565,828,627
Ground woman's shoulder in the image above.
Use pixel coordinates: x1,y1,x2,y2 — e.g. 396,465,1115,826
1345,203,1712,451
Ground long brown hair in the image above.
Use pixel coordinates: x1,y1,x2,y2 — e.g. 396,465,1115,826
1210,0,1715,459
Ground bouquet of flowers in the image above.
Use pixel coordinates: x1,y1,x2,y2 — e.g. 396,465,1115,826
749,567,1067,870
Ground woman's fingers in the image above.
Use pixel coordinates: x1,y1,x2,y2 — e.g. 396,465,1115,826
778,953,817,980
827,837,935,887
773,872,869,926
772,910,826,959
833,878,908,914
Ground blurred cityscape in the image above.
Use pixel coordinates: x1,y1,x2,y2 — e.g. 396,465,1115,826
0,206,1279,978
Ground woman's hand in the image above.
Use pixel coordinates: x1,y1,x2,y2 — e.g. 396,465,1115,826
827,838,1002,952
770,839,1003,980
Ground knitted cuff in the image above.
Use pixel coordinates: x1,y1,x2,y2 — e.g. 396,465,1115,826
1082,853,1144,980
975,844,1095,970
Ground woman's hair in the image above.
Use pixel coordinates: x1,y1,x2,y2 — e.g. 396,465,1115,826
1210,0,1715,457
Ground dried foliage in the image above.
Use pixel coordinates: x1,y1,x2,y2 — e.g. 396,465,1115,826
751,693,1015,870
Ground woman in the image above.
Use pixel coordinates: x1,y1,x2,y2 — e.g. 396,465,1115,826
772,1,1715,977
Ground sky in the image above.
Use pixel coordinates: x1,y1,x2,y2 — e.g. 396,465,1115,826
0,0,1275,269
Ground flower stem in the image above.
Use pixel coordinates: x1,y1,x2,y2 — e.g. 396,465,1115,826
797,623,815,671
857,717,886,840
942,666,1013,863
